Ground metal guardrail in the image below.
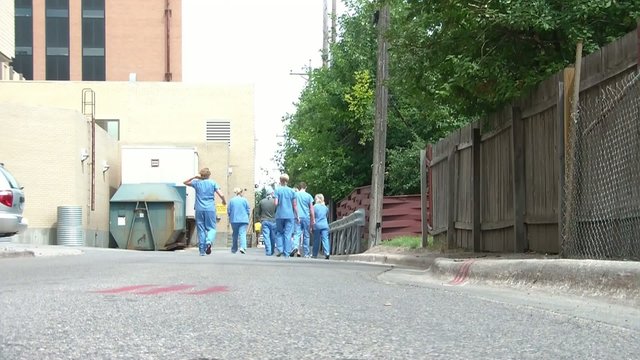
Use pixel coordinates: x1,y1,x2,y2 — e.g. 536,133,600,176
329,208,366,255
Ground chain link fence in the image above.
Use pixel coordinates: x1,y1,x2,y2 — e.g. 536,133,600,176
562,71,640,260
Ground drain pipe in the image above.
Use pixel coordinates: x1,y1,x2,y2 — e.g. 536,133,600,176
164,0,172,81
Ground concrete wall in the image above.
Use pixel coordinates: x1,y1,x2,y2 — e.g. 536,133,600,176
0,81,255,246
0,104,119,246
1,62,25,81
0,0,15,62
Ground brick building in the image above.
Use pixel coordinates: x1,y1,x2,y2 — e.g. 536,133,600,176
12,0,181,81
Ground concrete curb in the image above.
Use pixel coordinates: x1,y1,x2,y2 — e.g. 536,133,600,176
0,249,35,258
335,252,640,306
0,244,83,258
432,258,640,306
333,253,438,269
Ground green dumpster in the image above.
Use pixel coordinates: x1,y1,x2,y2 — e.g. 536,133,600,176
109,183,187,250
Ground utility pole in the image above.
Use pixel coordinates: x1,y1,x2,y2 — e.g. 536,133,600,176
322,0,329,67
368,2,389,248
331,0,337,45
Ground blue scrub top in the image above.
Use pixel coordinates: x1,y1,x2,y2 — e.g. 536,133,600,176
313,204,329,230
228,196,250,224
275,186,296,219
191,179,219,211
295,190,314,219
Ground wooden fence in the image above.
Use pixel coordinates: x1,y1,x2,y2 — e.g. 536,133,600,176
427,30,639,254
336,185,423,243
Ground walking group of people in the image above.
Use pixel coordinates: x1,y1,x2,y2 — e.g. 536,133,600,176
184,169,330,259
256,174,331,259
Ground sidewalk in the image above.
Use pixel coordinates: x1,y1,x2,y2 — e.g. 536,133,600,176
0,242,83,258
333,247,640,307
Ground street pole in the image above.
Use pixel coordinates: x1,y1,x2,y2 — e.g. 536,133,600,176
368,2,389,248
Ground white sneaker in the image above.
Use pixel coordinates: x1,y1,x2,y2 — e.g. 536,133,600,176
239,248,246,254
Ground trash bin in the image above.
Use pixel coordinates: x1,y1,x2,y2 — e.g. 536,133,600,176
57,205,84,246
109,183,186,250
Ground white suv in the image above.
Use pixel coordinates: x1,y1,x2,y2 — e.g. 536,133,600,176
0,163,27,237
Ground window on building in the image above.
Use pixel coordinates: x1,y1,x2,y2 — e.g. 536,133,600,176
14,0,33,80
82,0,105,81
46,0,70,80
96,119,120,140
206,121,231,143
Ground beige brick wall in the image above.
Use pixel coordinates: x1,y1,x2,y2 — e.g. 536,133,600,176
0,81,255,245
0,0,15,61
0,104,119,245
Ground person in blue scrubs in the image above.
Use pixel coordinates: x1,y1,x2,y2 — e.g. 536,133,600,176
184,168,226,256
274,174,298,257
312,193,330,259
228,188,251,254
291,187,302,255
294,182,315,258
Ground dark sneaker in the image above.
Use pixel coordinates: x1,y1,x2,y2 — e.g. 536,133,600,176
205,244,212,255
290,248,298,257
276,251,282,257
325,254,330,260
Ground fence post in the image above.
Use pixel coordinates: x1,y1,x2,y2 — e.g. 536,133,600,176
427,144,433,234
511,106,527,252
557,81,566,254
562,64,577,256
447,146,457,249
472,128,482,252
420,148,429,248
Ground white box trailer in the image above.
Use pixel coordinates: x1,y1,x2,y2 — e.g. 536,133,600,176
120,146,199,218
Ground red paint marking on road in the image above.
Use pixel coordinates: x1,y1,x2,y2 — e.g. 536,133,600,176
187,286,230,295
449,259,475,285
136,285,194,295
92,285,156,294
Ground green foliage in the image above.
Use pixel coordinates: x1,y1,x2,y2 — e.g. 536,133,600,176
344,70,375,145
390,0,639,116
280,0,640,202
254,187,267,208
385,140,424,195
382,236,421,249
382,235,437,251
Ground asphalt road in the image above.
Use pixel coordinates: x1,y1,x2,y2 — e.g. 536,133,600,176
0,247,638,360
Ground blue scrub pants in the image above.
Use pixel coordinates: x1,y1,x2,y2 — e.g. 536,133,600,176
298,218,311,256
312,228,330,257
261,220,276,255
292,222,302,252
196,210,217,255
276,218,294,257
231,222,248,253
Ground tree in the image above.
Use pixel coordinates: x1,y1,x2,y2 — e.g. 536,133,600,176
280,0,640,202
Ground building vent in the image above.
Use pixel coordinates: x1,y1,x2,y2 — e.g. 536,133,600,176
206,120,231,142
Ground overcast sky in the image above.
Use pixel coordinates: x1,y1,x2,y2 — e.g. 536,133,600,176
182,0,345,185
